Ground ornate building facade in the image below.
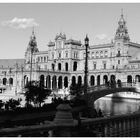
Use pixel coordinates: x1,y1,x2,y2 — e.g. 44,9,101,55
1,12,140,94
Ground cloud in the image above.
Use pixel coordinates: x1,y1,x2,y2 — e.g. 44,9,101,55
1,17,39,29
95,34,108,40
95,34,112,44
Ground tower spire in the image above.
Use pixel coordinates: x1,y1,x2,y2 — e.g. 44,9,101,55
121,8,123,17
32,26,35,35
114,10,130,42
27,28,39,53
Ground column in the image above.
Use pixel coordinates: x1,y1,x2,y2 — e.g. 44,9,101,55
100,75,103,85
62,77,64,89
95,75,97,86
51,77,53,89
68,77,72,87
57,77,59,89
88,75,90,86
44,78,46,87
81,75,84,85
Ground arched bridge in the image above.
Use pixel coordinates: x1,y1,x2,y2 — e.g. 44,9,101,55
84,82,140,107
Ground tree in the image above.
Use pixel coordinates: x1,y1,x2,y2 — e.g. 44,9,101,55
69,83,84,97
24,81,52,107
4,98,21,110
0,100,4,110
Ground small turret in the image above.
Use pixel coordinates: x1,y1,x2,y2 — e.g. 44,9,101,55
27,28,39,53
114,10,130,42
25,28,39,64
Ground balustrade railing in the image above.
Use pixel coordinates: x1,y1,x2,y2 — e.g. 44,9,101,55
0,111,140,137
88,82,138,93
78,112,140,137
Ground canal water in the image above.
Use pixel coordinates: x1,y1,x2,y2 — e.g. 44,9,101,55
94,95,140,117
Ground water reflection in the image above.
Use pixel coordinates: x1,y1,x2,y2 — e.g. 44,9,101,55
94,96,140,116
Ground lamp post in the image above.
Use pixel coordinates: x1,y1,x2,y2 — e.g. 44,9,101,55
21,65,24,93
15,63,18,95
9,67,12,90
29,39,35,85
30,48,33,84
84,35,89,94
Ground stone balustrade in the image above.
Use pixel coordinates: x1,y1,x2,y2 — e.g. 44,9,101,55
0,103,140,137
80,112,140,137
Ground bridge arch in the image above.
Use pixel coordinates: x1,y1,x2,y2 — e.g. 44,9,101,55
86,83,137,107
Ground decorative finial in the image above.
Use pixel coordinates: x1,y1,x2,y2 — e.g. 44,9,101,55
121,8,123,17
32,26,35,35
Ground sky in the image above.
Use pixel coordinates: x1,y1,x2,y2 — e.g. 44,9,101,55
0,3,140,59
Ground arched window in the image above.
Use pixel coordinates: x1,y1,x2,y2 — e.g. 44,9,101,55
110,75,116,81
41,57,43,62
58,63,61,71
127,75,132,83
103,75,108,84
46,75,51,89
72,76,76,86
90,75,95,86
65,63,68,71
135,75,140,82
78,76,82,86
3,78,7,85
96,51,99,58
52,63,55,71
44,57,46,62
100,51,103,58
52,76,57,89
105,51,108,57
9,78,13,85
97,75,100,86
73,61,77,71
64,77,68,88
58,76,62,89
91,52,94,58
40,75,44,88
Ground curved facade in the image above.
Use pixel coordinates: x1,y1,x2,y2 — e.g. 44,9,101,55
0,13,140,94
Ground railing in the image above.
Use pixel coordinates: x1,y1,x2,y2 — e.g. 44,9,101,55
0,111,140,137
87,82,137,93
79,112,140,137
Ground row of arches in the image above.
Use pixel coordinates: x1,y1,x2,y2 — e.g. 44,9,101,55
40,75,69,89
51,61,77,72
23,74,140,90
127,75,140,83
1,78,13,85
39,75,116,89
90,75,115,86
